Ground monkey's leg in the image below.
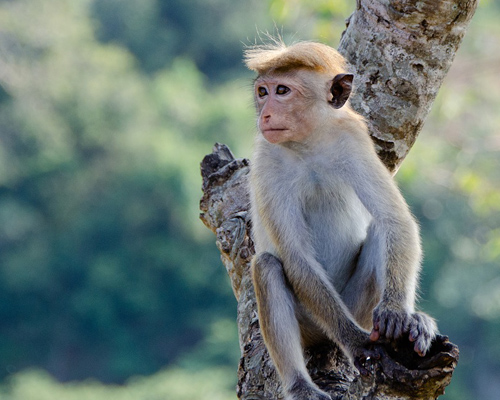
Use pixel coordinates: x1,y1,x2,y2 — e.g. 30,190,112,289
341,264,381,330
352,224,437,355
252,252,332,400
341,227,384,329
281,248,370,356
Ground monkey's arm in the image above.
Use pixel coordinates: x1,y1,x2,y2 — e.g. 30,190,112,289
253,181,371,357
343,139,437,355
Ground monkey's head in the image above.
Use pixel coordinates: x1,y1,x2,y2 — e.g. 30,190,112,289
244,41,355,144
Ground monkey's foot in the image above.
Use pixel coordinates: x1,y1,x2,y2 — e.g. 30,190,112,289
286,377,332,400
353,345,384,376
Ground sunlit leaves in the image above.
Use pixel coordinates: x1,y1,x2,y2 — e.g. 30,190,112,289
269,0,350,42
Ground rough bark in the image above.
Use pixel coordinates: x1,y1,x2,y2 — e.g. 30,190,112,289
199,1,477,398
340,0,478,173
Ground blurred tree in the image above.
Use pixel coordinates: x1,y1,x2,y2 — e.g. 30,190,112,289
0,0,256,383
91,0,273,80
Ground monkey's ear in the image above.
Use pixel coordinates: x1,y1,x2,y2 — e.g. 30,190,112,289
329,74,353,109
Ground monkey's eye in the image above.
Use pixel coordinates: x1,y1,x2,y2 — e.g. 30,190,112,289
276,85,290,95
257,87,268,97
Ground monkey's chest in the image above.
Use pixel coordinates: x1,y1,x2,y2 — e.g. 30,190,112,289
303,181,372,281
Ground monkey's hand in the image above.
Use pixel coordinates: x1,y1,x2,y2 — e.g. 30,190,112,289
370,305,437,357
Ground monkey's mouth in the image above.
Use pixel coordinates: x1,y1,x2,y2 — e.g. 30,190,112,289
261,128,289,144
263,128,288,133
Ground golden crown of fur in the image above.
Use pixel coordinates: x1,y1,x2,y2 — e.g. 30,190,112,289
244,40,346,76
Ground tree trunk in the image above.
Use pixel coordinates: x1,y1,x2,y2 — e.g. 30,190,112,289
200,1,477,398
339,0,478,173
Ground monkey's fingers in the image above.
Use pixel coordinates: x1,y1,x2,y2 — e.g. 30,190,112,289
384,317,397,339
369,328,380,342
372,308,410,340
412,328,434,356
375,313,386,335
412,330,433,357
372,308,393,337
414,344,426,357
392,312,411,339
408,312,438,356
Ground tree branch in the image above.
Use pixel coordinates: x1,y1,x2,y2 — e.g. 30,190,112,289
199,1,477,398
340,0,478,172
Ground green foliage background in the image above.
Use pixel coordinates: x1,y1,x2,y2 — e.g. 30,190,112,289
0,0,498,399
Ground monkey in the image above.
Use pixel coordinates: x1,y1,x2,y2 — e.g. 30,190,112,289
244,41,437,400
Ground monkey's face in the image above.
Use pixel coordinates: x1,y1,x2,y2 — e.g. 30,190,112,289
254,71,328,145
